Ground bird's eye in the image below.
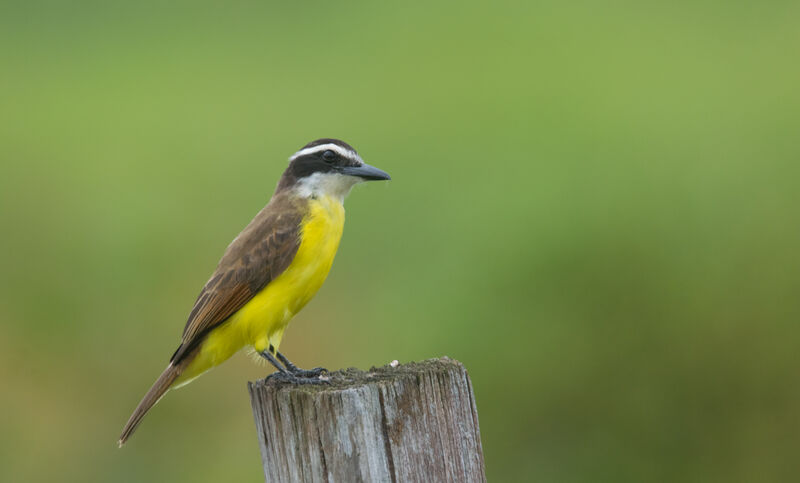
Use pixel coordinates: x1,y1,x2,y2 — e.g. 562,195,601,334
322,150,337,163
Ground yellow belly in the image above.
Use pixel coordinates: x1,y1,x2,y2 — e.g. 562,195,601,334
175,195,345,386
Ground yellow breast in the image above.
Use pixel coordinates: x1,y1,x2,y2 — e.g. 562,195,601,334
176,195,345,385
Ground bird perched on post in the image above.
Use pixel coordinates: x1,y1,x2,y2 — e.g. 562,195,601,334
118,139,390,446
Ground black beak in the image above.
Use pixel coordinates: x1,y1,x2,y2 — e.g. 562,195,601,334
340,163,391,181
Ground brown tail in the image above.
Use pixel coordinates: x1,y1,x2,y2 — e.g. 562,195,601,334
118,362,183,447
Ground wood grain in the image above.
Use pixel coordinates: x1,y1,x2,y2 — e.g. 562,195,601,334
248,357,486,482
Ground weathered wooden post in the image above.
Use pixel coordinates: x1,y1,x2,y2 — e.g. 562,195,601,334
248,357,485,482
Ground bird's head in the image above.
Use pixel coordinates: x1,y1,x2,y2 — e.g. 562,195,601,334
277,139,390,201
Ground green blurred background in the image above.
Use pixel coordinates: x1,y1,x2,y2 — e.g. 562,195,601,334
1,1,799,482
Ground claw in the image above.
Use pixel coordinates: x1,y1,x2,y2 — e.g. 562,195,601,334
291,366,328,378
267,371,330,385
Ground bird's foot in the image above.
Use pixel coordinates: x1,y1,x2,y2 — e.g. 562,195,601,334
261,350,329,384
275,351,328,378
267,371,330,385
289,366,328,378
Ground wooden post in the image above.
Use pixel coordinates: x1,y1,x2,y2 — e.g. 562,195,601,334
248,357,486,482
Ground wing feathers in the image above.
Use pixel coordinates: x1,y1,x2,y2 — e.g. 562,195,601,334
170,194,304,363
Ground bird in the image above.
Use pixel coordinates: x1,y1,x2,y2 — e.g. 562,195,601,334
118,139,390,446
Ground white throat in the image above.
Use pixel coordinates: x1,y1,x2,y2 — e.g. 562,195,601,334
294,172,362,202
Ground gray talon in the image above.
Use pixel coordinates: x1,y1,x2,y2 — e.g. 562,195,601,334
267,371,329,385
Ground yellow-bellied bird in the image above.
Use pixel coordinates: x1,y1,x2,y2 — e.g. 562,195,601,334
118,139,390,446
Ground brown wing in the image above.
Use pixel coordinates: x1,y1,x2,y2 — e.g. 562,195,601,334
170,193,305,363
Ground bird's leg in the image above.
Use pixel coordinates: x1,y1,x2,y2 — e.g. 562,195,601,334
259,347,328,385
259,349,290,374
276,351,328,378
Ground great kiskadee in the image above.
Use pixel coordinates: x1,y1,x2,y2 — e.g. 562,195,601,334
118,139,390,446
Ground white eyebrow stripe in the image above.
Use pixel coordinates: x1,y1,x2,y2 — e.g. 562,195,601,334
289,143,363,163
